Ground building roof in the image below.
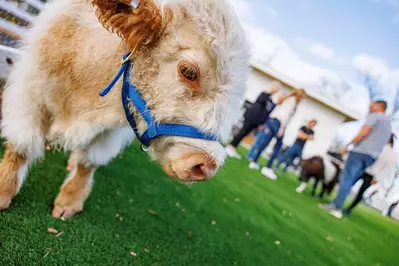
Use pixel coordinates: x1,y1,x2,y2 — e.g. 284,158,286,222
250,61,362,122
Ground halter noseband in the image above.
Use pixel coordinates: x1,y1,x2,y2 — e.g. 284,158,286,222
99,53,219,149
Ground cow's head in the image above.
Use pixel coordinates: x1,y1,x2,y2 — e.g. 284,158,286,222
91,0,249,182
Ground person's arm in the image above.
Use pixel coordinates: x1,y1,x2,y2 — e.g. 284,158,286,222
340,114,376,155
297,128,314,140
276,92,295,105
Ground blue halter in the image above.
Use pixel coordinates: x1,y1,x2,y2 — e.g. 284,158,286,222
99,53,219,148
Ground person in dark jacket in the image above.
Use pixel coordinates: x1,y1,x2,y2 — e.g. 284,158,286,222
225,81,281,159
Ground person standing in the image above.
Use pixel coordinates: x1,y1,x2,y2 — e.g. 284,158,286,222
225,82,281,159
276,119,317,172
320,100,392,219
343,134,396,215
246,89,305,180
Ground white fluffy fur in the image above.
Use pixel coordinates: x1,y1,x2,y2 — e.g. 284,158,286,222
163,0,250,142
1,52,46,160
87,127,135,166
323,156,338,184
16,161,29,192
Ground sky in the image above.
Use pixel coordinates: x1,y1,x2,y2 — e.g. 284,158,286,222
228,0,399,117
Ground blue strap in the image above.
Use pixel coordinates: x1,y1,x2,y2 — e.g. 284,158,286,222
154,124,217,140
124,67,154,126
100,53,219,147
99,53,131,97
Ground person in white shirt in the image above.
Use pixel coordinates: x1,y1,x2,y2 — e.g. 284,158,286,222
246,89,305,180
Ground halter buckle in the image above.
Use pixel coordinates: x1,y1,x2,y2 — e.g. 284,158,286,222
140,144,150,152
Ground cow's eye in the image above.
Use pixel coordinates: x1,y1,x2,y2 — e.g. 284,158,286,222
179,64,197,81
178,61,200,91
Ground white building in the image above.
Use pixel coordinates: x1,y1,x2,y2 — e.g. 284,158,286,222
243,61,362,159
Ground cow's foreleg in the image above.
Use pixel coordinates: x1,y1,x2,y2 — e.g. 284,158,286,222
52,127,134,219
52,150,96,219
0,145,32,210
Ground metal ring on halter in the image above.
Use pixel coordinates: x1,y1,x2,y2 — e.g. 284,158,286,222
121,42,140,64
140,144,150,152
121,51,135,64
130,0,140,9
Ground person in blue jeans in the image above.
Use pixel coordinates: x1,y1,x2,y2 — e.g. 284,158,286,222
276,120,317,172
246,118,284,165
320,100,392,219
247,89,306,180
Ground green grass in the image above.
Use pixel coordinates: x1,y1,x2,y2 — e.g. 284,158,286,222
1,144,398,266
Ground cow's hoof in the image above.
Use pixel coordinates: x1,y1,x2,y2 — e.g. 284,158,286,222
52,204,83,219
0,195,12,211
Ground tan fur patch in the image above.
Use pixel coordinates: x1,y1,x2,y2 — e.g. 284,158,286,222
36,12,126,127
52,164,96,218
0,144,27,199
55,165,94,207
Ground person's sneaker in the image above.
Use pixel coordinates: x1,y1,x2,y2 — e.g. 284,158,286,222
295,182,307,193
330,209,344,219
249,162,260,170
261,167,278,180
319,203,343,219
225,145,242,159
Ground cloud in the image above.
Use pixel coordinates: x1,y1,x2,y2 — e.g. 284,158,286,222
227,0,370,115
244,25,341,88
308,43,335,60
296,37,348,64
352,54,399,113
352,54,399,89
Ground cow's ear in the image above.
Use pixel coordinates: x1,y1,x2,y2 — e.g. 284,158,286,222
90,0,164,51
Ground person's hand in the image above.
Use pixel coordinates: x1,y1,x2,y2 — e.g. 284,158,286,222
340,145,349,156
277,128,284,138
371,179,377,185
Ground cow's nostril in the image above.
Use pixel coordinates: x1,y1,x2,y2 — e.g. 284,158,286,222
174,153,218,182
189,161,217,181
191,164,205,179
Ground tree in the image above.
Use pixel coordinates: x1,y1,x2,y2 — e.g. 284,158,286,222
363,73,383,102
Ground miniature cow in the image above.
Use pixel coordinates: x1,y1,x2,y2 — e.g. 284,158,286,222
0,0,249,219
295,155,341,198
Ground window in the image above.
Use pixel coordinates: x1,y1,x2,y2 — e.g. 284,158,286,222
0,8,31,27
0,31,19,47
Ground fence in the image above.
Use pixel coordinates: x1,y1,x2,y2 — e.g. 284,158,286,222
0,0,45,81
0,0,45,118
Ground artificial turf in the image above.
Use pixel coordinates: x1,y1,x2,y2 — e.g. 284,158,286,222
0,143,398,266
